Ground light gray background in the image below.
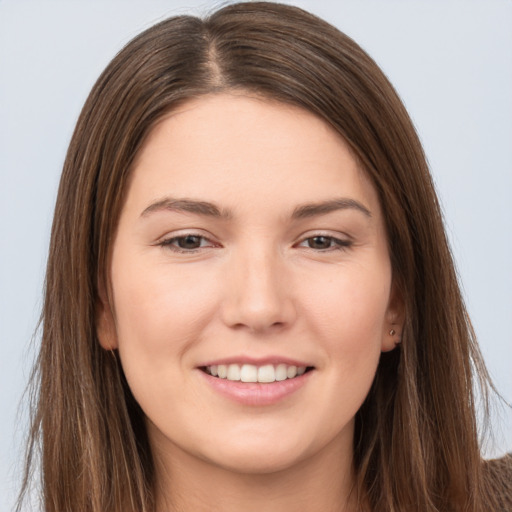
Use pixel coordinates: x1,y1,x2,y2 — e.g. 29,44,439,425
1,1,511,510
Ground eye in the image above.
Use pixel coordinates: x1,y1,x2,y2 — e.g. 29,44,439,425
159,234,215,252
298,235,352,251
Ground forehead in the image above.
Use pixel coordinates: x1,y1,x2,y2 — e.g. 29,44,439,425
125,93,381,218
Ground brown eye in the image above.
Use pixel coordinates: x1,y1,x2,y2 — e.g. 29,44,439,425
160,234,213,252
297,235,352,251
307,236,334,250
176,235,203,250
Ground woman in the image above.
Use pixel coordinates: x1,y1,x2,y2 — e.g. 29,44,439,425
18,2,511,511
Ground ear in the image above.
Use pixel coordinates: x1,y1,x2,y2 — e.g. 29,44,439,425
381,282,405,353
96,284,118,350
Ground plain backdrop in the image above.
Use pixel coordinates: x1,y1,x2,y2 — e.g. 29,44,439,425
1,1,511,510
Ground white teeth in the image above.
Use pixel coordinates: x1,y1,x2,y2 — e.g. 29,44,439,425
257,364,275,383
286,365,297,379
227,364,240,381
206,363,308,383
275,364,288,381
240,364,258,382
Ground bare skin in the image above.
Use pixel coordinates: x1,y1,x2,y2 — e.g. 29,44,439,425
97,93,402,512
152,427,357,512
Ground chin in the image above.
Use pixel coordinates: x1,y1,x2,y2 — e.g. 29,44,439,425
188,422,335,476
204,442,309,475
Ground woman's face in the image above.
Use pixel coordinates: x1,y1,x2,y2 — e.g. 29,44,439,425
98,93,400,475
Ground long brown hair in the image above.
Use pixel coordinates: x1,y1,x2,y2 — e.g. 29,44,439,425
19,2,503,511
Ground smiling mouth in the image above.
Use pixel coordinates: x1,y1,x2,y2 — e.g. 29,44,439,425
201,363,314,383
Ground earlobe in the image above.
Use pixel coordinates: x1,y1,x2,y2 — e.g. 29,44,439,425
381,324,401,352
381,284,405,353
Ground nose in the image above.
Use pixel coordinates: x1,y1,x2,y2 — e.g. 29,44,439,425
220,244,297,334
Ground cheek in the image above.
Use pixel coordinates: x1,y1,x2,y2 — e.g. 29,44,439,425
302,261,391,378
109,258,221,417
309,262,390,335
109,255,221,389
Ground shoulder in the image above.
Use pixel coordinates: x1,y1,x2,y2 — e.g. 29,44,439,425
483,454,512,511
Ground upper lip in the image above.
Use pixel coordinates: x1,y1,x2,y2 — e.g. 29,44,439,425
199,356,313,367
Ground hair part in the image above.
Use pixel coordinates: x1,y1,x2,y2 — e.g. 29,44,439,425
19,2,502,511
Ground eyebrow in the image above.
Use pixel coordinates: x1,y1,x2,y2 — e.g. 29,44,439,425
140,197,371,220
291,198,372,219
140,198,232,219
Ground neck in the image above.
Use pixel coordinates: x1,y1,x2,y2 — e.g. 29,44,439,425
153,435,360,512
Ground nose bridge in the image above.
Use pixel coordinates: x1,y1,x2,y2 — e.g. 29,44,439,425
222,239,294,332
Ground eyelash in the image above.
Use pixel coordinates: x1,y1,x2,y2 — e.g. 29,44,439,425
158,233,352,253
296,235,352,251
159,234,216,253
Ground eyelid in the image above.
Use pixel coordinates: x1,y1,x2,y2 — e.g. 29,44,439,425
156,230,219,253
294,231,353,250
155,230,352,253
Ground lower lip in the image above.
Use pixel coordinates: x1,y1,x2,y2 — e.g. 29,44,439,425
198,369,313,406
